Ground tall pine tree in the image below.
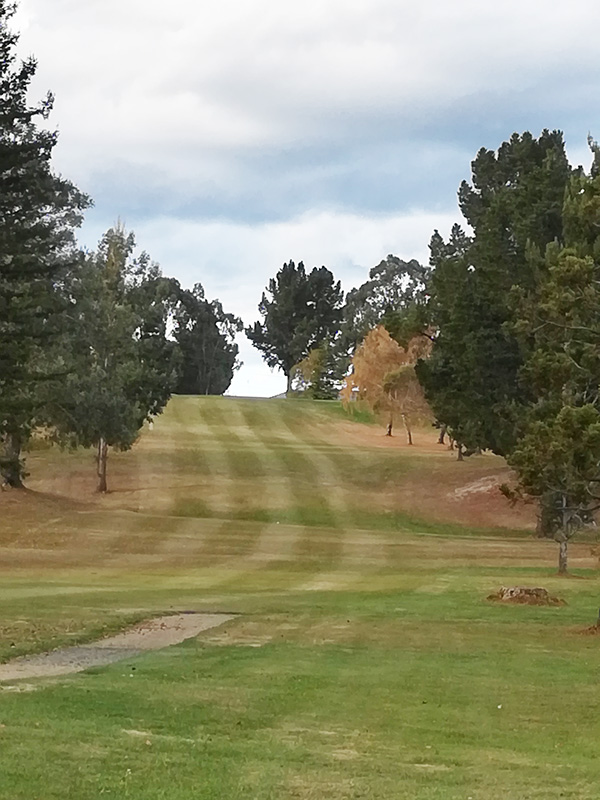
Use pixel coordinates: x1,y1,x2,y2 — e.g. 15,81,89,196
417,131,573,456
246,261,343,392
0,1,90,486
507,141,600,573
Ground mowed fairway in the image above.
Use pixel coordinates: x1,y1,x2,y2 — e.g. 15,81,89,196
1,396,600,799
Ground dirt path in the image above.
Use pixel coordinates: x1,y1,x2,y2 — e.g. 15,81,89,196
0,613,235,682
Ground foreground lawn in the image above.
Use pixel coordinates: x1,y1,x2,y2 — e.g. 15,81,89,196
1,584,600,799
1,396,599,798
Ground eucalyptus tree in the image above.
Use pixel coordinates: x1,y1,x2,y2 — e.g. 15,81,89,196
173,283,242,395
340,255,429,359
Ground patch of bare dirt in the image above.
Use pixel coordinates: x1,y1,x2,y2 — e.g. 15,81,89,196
487,586,566,606
452,475,504,499
315,422,535,530
0,613,235,682
386,471,536,530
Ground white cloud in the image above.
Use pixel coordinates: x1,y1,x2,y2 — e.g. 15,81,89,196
90,207,456,319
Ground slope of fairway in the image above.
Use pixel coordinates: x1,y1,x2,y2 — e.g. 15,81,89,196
22,395,536,528
1,396,599,800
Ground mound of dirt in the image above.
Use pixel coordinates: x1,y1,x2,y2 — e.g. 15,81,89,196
487,586,566,606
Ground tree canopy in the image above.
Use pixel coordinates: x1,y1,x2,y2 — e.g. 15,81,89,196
246,260,343,392
415,130,600,572
49,225,180,492
291,342,338,400
505,142,600,572
0,1,90,485
417,130,573,456
341,325,431,443
173,283,242,395
339,255,429,361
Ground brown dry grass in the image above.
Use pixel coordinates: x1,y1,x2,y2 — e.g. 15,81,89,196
309,418,536,529
17,409,536,534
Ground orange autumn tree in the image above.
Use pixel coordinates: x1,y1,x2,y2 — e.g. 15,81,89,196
341,325,431,444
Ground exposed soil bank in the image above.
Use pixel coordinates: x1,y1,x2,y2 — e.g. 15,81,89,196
0,613,235,682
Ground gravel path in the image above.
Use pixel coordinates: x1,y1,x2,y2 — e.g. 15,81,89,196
0,613,235,682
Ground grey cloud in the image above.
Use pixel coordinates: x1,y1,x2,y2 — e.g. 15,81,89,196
79,137,467,225
16,0,600,231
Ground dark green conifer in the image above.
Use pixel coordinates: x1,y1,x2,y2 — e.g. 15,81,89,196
0,1,90,485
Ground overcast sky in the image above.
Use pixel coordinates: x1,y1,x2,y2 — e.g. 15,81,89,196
15,0,599,395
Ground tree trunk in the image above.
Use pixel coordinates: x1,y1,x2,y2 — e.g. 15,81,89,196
401,413,413,445
386,415,393,436
2,431,24,488
536,494,555,538
97,438,108,493
437,425,446,445
535,514,545,538
556,494,570,575
456,443,464,461
557,537,568,575
286,372,293,395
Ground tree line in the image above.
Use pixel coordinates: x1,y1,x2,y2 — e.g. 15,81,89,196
247,132,600,574
0,3,241,492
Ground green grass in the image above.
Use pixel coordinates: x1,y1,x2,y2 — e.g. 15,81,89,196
2,629,599,799
300,397,379,425
1,395,599,799
168,499,531,539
